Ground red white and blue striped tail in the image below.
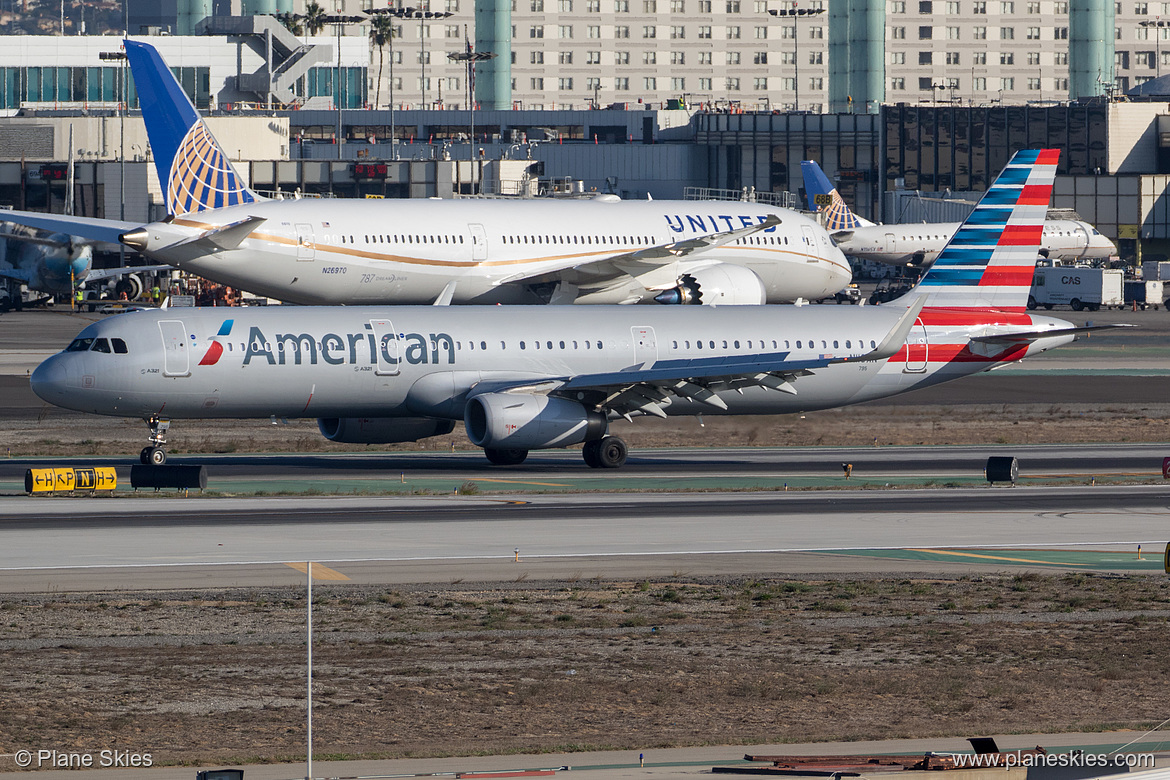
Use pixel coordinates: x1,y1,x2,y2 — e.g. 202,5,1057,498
898,148,1059,312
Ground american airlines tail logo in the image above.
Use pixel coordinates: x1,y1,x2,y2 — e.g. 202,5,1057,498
198,319,234,366
166,122,256,215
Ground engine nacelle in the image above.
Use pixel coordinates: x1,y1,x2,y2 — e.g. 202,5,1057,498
112,272,144,300
317,416,455,444
465,393,606,450
653,264,767,305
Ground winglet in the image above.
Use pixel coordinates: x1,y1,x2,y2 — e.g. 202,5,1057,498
125,39,260,215
865,296,926,361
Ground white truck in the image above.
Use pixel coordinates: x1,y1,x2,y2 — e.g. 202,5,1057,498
1027,266,1124,311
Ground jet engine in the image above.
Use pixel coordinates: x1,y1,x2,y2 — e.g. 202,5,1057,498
653,264,767,305
317,417,456,444
113,272,145,301
465,393,606,450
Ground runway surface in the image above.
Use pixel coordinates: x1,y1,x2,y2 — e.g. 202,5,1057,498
2,482,1168,591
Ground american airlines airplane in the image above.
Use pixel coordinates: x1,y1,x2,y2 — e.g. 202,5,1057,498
0,41,849,307
31,150,1109,468
801,160,1116,268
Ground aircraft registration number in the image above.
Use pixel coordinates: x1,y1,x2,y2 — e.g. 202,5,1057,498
321,266,347,274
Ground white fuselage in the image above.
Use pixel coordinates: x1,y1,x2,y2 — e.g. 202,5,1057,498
833,219,1116,267
32,304,1075,426
132,198,851,305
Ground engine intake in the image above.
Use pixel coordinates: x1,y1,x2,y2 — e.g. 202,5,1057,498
317,417,455,444
654,264,767,305
465,393,606,450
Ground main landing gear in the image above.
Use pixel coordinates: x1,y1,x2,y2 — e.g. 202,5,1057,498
140,415,170,465
582,436,628,469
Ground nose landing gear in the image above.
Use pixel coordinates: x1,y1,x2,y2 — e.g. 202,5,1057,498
140,415,171,465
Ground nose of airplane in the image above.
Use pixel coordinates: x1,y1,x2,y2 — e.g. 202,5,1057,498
828,246,853,289
30,354,70,405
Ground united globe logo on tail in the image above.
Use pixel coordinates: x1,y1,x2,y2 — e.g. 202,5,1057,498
124,38,259,216
167,123,257,215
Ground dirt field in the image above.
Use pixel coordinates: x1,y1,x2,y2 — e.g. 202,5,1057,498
5,399,1170,458
2,573,1169,767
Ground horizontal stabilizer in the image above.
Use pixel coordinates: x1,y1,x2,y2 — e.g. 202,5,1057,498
169,216,267,251
971,323,1135,345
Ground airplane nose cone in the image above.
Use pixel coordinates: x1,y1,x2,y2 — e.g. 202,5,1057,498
30,355,70,404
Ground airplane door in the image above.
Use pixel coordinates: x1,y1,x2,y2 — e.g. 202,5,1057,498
800,225,821,259
904,319,928,373
1072,223,1089,258
370,318,401,376
632,326,657,369
884,232,896,254
158,320,190,377
295,223,314,261
469,223,488,262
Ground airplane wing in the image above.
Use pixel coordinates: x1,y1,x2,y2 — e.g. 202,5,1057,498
494,214,783,295
0,210,141,246
82,264,175,285
0,267,33,284
473,298,925,419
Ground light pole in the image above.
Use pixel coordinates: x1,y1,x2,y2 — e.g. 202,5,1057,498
1140,18,1167,79
100,49,127,267
768,5,824,112
448,32,495,155
322,13,368,160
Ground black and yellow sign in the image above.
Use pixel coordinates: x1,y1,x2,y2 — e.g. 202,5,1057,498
814,193,834,207
25,467,117,495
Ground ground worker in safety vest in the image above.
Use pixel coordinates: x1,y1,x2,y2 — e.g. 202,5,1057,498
152,285,161,305
74,288,83,311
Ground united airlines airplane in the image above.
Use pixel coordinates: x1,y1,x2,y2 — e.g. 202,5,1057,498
801,160,1116,268
0,41,849,307
32,150,1105,468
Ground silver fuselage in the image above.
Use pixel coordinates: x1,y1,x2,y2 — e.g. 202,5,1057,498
32,305,1075,426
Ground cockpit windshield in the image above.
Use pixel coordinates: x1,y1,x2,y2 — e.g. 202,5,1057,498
63,337,129,354
65,338,94,352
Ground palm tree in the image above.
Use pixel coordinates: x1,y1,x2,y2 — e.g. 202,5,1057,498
302,0,327,36
370,14,394,110
275,11,303,35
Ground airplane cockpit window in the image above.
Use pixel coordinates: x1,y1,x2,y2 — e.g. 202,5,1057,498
91,338,112,353
66,338,94,352
113,338,129,354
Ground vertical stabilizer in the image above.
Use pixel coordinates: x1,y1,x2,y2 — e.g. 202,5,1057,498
800,160,873,229
897,149,1059,312
125,39,260,215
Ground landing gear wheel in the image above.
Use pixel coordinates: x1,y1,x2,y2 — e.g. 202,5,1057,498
484,447,528,466
141,415,172,465
582,440,603,468
140,446,167,465
595,436,628,469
